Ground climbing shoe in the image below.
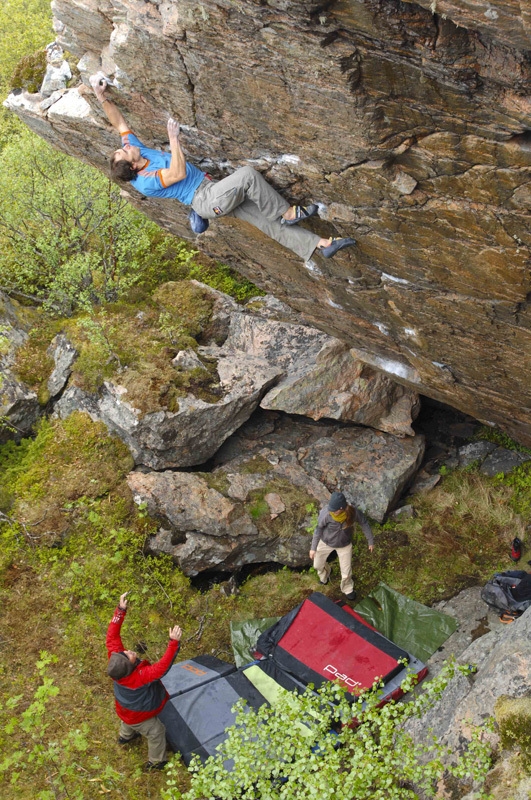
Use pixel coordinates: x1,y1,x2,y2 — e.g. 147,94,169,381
344,590,357,601
319,237,357,258
118,730,142,745
510,537,523,562
143,760,169,772
281,204,319,226
188,209,209,234
500,610,519,624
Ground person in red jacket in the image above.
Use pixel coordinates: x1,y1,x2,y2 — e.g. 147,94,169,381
106,591,182,770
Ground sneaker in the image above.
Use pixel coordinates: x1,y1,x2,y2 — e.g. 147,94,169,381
188,209,209,234
510,537,522,562
143,760,169,772
318,237,356,258
281,204,319,226
118,730,142,745
344,590,357,601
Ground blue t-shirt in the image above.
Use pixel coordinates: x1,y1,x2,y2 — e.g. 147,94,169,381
121,131,205,205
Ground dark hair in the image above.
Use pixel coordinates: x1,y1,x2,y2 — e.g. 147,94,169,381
110,156,136,182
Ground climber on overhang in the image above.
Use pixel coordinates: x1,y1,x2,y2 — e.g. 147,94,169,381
91,75,356,261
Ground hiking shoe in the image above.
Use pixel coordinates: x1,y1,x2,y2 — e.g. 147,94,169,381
188,209,209,234
344,590,357,601
118,730,142,745
510,537,522,562
319,237,356,258
281,204,319,226
143,760,169,772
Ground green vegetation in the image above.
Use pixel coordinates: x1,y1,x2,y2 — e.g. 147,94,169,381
0,414,320,799
163,661,492,800
9,48,47,93
12,280,227,413
0,0,53,146
475,425,531,455
1,414,529,798
495,696,531,773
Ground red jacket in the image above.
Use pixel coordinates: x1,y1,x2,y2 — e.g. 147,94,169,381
106,606,179,725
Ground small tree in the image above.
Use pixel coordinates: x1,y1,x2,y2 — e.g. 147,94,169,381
162,660,493,800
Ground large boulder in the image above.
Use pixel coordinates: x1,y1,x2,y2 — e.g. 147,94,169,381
214,409,424,522
52,282,419,468
0,293,41,442
5,0,531,446
405,598,531,797
129,403,424,573
128,468,317,575
203,294,420,437
55,353,282,469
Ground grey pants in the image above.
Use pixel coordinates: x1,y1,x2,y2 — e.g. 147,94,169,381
119,715,167,763
191,166,321,261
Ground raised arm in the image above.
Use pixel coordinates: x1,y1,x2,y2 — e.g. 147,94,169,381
159,118,187,186
92,77,129,134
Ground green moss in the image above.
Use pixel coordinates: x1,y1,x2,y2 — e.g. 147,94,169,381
152,280,215,344
495,695,531,771
0,334,11,356
183,253,262,303
11,317,62,402
200,470,231,496
475,425,531,455
245,479,317,538
10,49,47,93
0,412,133,546
238,455,273,475
248,495,270,520
9,284,226,416
494,461,531,516
61,282,222,413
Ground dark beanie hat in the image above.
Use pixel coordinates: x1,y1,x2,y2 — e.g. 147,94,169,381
107,652,135,680
329,491,347,512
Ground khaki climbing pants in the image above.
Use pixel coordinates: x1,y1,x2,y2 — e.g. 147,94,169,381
119,715,167,763
313,539,354,595
191,166,321,261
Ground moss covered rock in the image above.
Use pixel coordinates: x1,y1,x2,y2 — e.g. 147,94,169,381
495,694,531,770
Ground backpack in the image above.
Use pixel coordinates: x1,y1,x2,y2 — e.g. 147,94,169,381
480,571,531,614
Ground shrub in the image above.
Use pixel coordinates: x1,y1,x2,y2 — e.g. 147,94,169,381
162,661,492,800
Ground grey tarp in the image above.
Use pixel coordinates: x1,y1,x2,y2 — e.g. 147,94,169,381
354,583,458,662
230,617,280,667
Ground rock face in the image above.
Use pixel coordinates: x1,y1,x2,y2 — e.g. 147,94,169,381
128,469,315,576
46,333,78,398
53,283,419,468
0,294,41,443
205,294,420,437
54,357,282,469
128,408,424,573
407,592,531,796
6,0,531,444
213,409,425,522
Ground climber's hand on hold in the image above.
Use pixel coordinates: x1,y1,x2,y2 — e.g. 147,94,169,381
167,117,180,140
89,72,108,102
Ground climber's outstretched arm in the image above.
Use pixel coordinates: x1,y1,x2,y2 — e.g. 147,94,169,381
91,78,129,134
159,118,187,186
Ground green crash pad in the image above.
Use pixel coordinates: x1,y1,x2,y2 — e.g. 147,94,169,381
354,583,458,663
230,617,280,667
